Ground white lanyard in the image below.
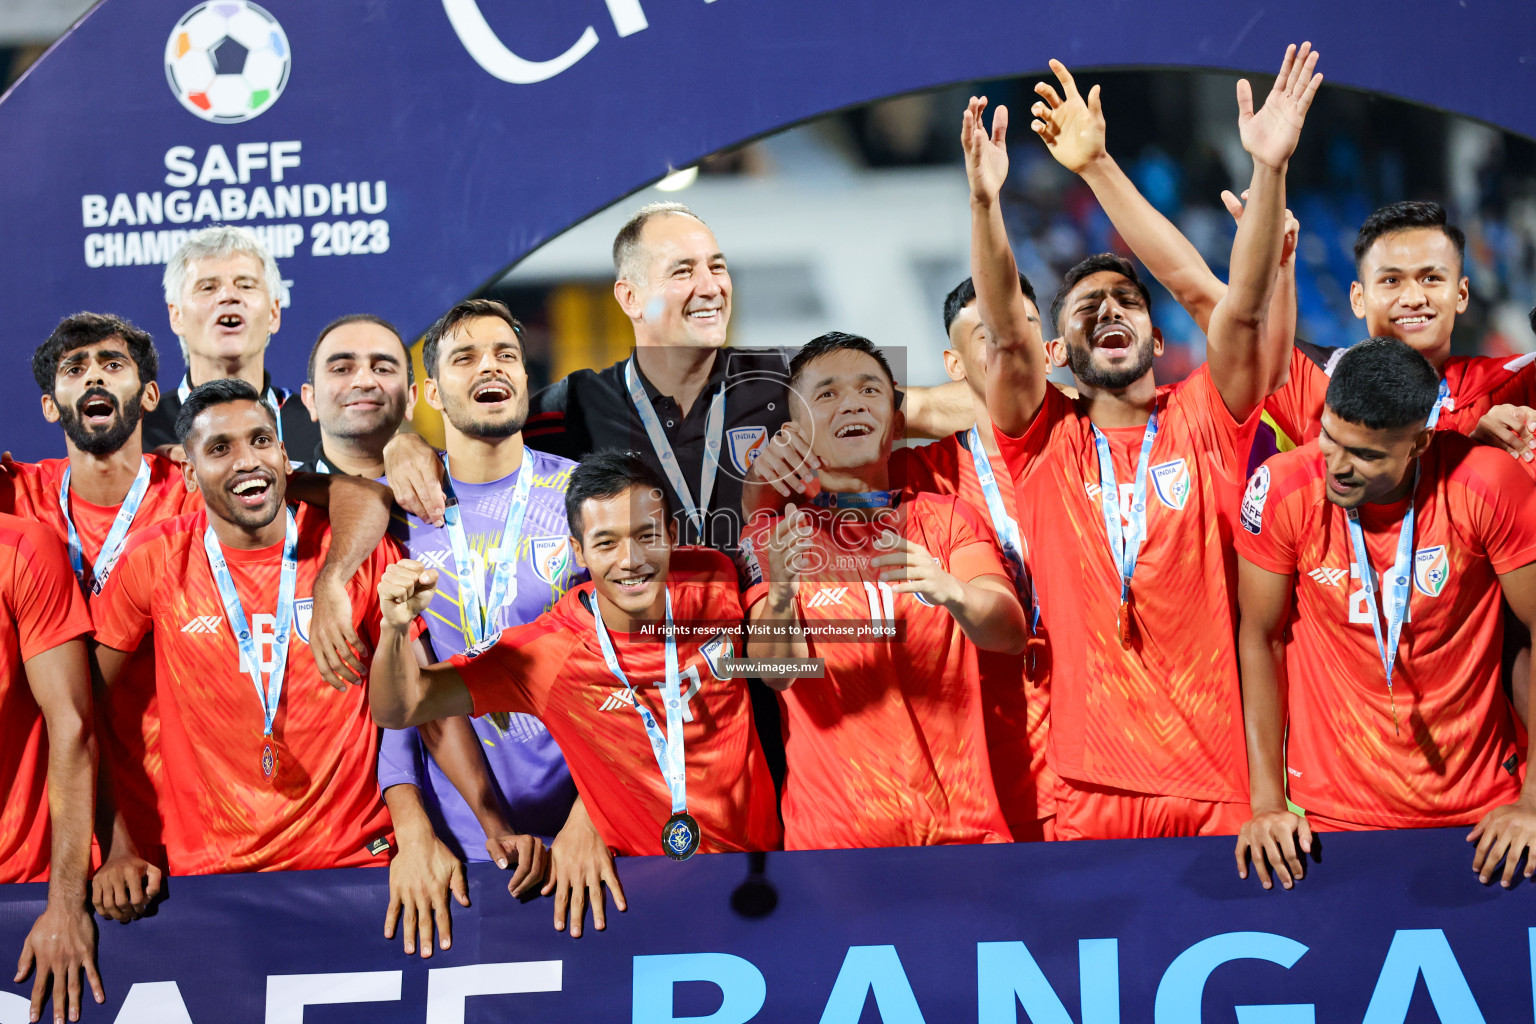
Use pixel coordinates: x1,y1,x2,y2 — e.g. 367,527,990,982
624,357,724,539
440,456,534,646
1091,413,1157,651
1344,466,1419,735
59,457,151,594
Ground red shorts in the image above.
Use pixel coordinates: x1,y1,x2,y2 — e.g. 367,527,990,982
1054,779,1247,840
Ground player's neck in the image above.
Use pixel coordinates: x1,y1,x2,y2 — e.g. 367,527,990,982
209,509,286,551
969,399,1001,456
1079,371,1157,429
1423,340,1451,375
64,433,147,506
319,434,387,479
634,343,719,418
444,428,525,484
1371,464,1419,506
187,351,264,391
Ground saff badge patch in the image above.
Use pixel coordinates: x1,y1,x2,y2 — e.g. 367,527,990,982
1150,459,1191,511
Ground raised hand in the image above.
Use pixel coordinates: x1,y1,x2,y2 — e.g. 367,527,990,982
747,424,821,499
1471,405,1536,462
962,96,1009,206
1237,42,1322,170
1030,59,1106,174
1221,188,1301,265
871,532,963,608
378,559,439,630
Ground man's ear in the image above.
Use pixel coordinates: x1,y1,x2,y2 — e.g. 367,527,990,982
1046,337,1069,369
570,534,587,571
140,381,161,415
423,377,444,413
1409,427,1435,460
941,348,965,383
300,383,319,422
41,395,60,424
891,406,907,442
1349,280,1366,320
181,454,199,493
167,302,183,337
1455,275,1470,315
614,279,643,321
267,294,282,337
403,383,418,423
1151,326,1165,357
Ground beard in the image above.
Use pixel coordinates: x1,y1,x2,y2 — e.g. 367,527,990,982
440,390,528,440
58,388,143,456
1066,336,1157,391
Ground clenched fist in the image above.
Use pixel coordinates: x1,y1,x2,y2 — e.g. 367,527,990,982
378,559,439,629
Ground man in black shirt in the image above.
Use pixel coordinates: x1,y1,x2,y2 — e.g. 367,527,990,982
142,226,320,457
294,314,416,477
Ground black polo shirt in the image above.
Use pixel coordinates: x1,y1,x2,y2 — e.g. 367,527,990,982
143,370,322,454
526,347,792,552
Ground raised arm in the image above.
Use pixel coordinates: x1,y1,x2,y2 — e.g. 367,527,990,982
371,560,474,728
1234,556,1311,890
964,96,1048,435
1032,59,1226,329
1205,42,1321,420
16,638,104,1023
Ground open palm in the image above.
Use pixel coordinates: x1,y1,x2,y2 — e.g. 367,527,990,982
962,96,1009,203
1238,42,1322,169
1031,59,1106,174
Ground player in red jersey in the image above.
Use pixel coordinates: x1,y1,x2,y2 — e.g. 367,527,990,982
1235,338,1536,889
1,516,102,1024
967,44,1318,838
744,278,1058,841
742,332,1026,850
89,380,399,920
371,450,779,926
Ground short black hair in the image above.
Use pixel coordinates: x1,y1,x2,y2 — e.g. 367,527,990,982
420,299,525,379
33,312,159,396
1049,253,1152,334
565,449,673,540
788,331,898,395
306,314,413,386
174,378,277,446
942,273,1038,335
1325,337,1440,431
1353,201,1466,276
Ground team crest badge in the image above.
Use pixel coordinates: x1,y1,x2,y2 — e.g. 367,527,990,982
727,426,768,475
293,598,313,644
1413,546,1449,597
1240,466,1270,535
531,536,572,585
1150,459,1191,511
463,629,503,658
699,632,734,680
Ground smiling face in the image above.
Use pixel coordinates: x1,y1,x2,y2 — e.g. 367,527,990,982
168,251,280,367
791,348,901,473
572,485,675,624
424,316,528,441
182,399,289,533
1057,270,1161,391
1317,408,1432,510
616,214,731,349
302,321,415,444
1350,228,1469,366
42,339,158,456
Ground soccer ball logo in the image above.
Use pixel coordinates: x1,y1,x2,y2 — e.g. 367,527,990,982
165,2,290,123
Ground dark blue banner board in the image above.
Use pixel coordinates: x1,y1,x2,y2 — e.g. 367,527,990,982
1,1,1535,458
0,830,1530,1022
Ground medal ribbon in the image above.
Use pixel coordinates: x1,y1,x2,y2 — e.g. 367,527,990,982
60,457,151,594
1344,466,1419,735
966,427,1041,631
624,357,724,540
204,505,298,740
440,455,535,647
180,376,286,445
1423,378,1451,430
1091,412,1158,634
591,589,687,816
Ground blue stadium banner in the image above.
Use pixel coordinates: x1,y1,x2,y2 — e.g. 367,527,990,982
2,0,1536,458
0,829,1529,1021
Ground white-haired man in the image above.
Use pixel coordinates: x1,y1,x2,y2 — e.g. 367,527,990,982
142,225,321,455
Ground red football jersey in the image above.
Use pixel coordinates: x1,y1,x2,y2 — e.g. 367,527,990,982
1235,433,1536,827
1266,348,1536,477
741,493,1014,850
0,515,94,883
91,504,396,874
892,435,1057,828
993,365,1260,804
2,453,202,854
453,547,781,857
